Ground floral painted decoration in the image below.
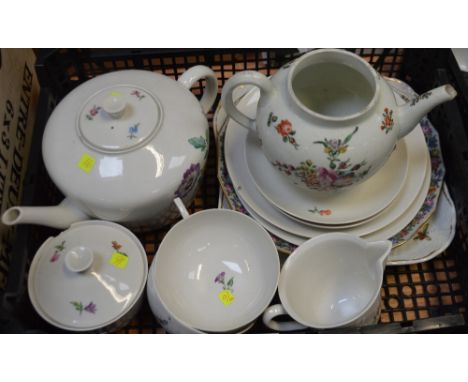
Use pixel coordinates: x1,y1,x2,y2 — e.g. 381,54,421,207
86,105,101,120
128,123,140,139
390,117,445,246
267,112,299,149
413,222,431,241
410,91,431,106
131,90,145,100
309,207,332,216
214,272,235,305
214,271,234,292
50,241,66,263
70,301,97,315
380,108,394,134
174,163,201,199
272,126,371,191
188,129,209,159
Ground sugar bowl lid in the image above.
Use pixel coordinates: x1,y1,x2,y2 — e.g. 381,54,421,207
28,221,148,332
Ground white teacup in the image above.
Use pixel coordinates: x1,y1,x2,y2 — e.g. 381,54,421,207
147,198,280,333
263,233,391,331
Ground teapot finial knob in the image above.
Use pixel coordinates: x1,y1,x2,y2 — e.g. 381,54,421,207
65,246,94,273
103,93,126,119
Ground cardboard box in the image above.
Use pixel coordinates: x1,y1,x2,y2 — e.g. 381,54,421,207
0,49,40,291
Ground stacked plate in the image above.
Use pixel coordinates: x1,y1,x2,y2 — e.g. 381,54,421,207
216,78,455,265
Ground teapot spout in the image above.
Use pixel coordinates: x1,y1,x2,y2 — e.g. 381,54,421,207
397,84,457,139
1,198,89,229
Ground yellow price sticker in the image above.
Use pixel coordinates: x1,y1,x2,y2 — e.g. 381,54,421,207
109,252,129,269
77,153,96,173
218,290,235,306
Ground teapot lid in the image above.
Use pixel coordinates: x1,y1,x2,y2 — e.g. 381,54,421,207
28,220,148,332
78,85,163,154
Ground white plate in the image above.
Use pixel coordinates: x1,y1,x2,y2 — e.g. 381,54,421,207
244,93,409,225
223,90,429,239
388,184,456,265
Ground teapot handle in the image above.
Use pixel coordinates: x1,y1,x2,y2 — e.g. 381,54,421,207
221,71,275,133
178,65,218,114
262,304,308,332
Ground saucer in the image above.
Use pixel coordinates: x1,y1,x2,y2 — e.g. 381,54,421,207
387,184,456,265
222,88,429,239
244,94,409,225
217,79,445,260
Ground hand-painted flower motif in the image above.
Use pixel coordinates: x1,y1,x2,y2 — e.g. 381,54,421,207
309,207,332,216
50,240,66,263
214,271,234,292
131,90,145,100
272,126,370,191
86,105,101,120
112,240,123,252
380,108,394,134
410,91,431,106
71,301,83,314
267,113,299,149
128,123,140,139
215,271,235,305
413,222,431,241
84,302,97,314
390,117,445,246
188,129,209,159
71,301,97,315
314,126,359,169
174,163,201,199
214,271,225,284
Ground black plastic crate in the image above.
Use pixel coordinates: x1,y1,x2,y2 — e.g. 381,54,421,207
1,48,467,333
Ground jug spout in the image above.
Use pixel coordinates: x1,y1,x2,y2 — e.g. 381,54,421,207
1,198,89,229
397,84,457,139
366,240,392,268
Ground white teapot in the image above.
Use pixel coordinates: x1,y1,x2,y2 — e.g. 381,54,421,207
221,48,456,192
2,66,218,229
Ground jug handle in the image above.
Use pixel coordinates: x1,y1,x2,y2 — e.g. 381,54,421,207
221,71,275,133
262,304,308,332
178,65,218,114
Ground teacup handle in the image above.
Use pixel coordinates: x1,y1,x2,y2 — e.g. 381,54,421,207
173,198,190,220
221,71,275,133
178,65,218,114
262,304,308,332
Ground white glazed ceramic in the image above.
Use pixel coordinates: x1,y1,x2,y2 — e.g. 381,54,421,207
2,66,218,230
146,198,280,333
221,48,455,192
262,233,391,331
221,88,430,240
28,220,148,332
245,100,409,225
388,184,456,265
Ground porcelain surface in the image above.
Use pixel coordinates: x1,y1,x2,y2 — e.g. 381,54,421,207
388,184,456,265
243,90,409,225
219,87,431,241
217,80,445,256
147,207,280,333
262,233,391,331
221,49,455,192
28,220,148,332
2,66,218,230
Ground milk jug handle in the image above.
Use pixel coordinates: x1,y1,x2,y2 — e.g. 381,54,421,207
262,304,308,332
221,71,275,133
